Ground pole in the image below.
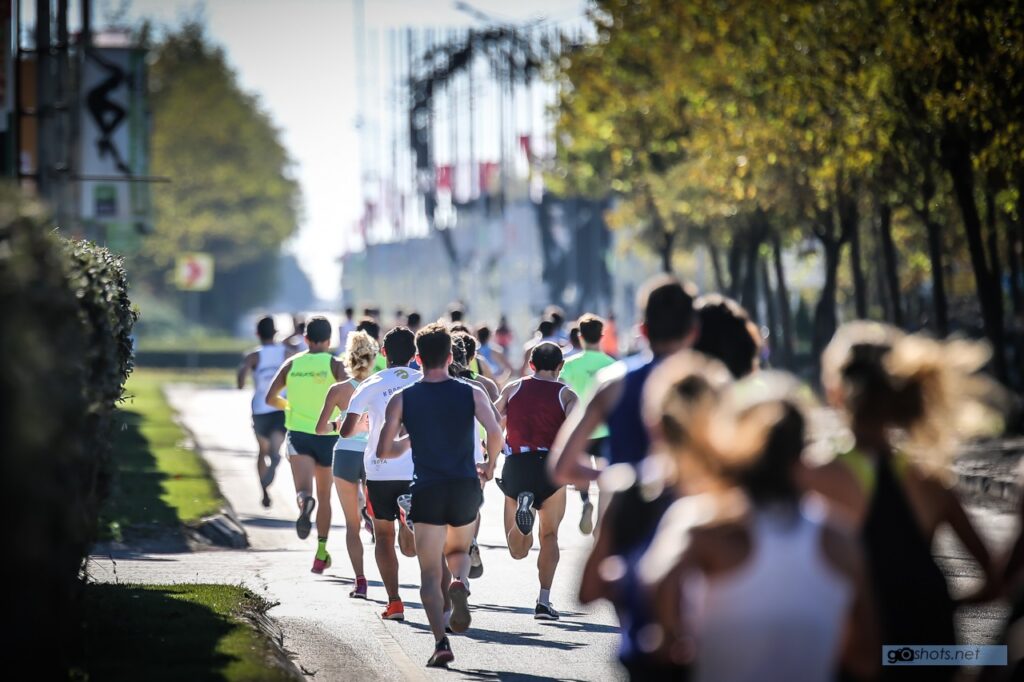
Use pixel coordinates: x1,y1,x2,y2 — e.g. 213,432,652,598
35,0,50,198
187,291,199,370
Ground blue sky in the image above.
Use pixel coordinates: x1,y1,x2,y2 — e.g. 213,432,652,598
103,0,587,302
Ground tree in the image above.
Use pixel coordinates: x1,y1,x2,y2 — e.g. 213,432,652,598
137,21,302,329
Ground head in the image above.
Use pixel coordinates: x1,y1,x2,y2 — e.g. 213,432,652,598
416,322,453,371
450,322,471,335
537,319,555,339
692,295,760,379
529,341,564,375
382,326,416,367
642,351,733,490
356,317,380,342
256,315,276,342
292,314,305,331
304,316,332,350
344,306,354,319
544,305,566,330
407,311,422,330
449,306,464,323
577,314,604,348
822,321,1002,463
477,325,492,345
638,275,697,351
569,326,582,350
449,332,476,378
709,374,809,507
343,330,379,381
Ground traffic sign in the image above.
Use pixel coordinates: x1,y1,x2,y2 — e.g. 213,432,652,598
174,252,215,291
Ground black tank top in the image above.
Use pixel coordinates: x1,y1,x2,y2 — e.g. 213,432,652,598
402,379,477,488
863,455,957,681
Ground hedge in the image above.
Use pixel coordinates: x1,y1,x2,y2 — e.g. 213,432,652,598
0,187,136,674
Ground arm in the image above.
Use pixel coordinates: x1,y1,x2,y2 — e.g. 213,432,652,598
579,494,621,604
264,359,292,411
549,378,621,488
559,386,579,418
236,351,257,390
943,484,999,603
376,393,406,460
331,356,349,381
821,525,880,681
315,382,353,435
474,386,504,480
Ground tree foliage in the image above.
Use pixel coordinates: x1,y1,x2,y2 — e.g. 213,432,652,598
138,21,302,328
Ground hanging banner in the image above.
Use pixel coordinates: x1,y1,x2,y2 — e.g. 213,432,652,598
79,47,151,245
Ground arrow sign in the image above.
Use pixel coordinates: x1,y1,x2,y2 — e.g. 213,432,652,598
174,253,215,291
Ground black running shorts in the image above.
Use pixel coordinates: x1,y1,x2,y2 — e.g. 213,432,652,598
252,411,286,439
366,479,412,522
410,478,481,527
498,451,562,508
286,431,335,468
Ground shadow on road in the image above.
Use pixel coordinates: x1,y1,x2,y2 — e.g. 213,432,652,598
456,670,590,682
403,621,590,651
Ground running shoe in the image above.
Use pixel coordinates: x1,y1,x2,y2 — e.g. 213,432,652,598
360,505,375,543
426,636,454,668
468,540,484,579
515,491,536,536
261,487,271,509
349,577,368,600
382,599,405,621
534,602,561,621
448,580,472,633
579,498,595,535
396,494,415,534
296,495,316,539
311,551,331,574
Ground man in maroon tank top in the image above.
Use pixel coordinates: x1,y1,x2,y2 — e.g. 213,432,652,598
495,342,579,620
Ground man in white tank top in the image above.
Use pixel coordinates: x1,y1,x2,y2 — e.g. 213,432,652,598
238,316,292,507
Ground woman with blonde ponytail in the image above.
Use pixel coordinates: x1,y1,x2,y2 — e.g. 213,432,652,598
313,330,379,598
803,321,1003,680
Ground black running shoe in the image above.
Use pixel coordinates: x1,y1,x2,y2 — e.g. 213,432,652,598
427,637,454,667
515,491,536,536
468,540,483,579
534,602,560,621
296,495,316,539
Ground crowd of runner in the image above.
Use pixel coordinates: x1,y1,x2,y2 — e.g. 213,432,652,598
237,274,1020,680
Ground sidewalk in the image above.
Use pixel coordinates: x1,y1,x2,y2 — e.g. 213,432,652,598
89,385,623,681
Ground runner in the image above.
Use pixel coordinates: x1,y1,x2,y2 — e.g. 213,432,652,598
284,315,309,352
495,342,578,620
313,330,378,592
339,327,421,616
450,332,499,579
237,315,291,508
476,324,513,382
557,314,616,534
338,306,357,350
376,323,503,667
265,316,345,564
564,325,582,360
356,318,388,373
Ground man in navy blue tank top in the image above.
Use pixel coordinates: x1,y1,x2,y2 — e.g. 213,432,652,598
377,323,504,668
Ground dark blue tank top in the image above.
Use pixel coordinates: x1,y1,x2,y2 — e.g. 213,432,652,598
605,354,660,465
402,379,477,487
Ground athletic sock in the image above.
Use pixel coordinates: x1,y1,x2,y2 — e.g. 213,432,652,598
538,588,551,606
316,537,329,560
579,490,590,503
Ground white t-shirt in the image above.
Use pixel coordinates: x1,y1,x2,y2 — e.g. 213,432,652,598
346,366,422,481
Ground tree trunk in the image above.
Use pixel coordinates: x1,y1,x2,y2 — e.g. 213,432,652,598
772,234,795,367
760,257,779,368
943,135,1007,380
813,236,842,357
659,230,675,274
986,189,1004,310
1010,194,1024,317
877,202,904,327
644,186,674,274
740,239,761,323
726,239,744,298
708,241,727,293
845,196,868,319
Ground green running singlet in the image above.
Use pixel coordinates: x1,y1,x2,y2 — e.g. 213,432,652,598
285,352,336,434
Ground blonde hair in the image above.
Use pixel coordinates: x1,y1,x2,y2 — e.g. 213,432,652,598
343,330,379,381
822,321,1004,466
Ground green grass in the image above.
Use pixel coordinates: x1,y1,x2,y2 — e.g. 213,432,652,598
137,336,254,353
80,583,298,681
100,369,230,540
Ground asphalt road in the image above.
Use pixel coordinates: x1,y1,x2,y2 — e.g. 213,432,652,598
88,385,1020,681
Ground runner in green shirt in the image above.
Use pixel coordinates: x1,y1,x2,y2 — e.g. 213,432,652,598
557,314,616,535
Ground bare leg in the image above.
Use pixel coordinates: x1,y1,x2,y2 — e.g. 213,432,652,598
255,433,271,487
374,521,401,601
288,453,315,508
334,477,364,577
264,430,284,487
314,465,333,536
445,522,475,585
504,496,533,559
537,488,567,591
415,523,449,642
